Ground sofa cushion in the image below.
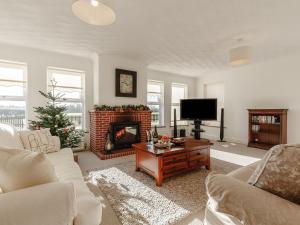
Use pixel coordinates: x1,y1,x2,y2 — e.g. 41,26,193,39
19,129,60,153
0,148,58,192
0,124,23,149
227,162,259,182
47,148,83,182
248,144,300,205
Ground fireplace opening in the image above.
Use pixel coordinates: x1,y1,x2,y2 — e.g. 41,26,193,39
110,121,140,149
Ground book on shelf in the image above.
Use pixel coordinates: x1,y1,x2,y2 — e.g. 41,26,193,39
251,115,280,124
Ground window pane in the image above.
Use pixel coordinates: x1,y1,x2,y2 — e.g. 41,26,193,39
147,93,161,103
204,82,224,122
57,102,83,129
148,83,161,93
147,80,164,126
48,68,85,129
0,100,26,130
148,104,160,126
51,73,81,88
53,87,82,100
0,81,24,97
172,86,186,104
171,105,180,121
0,66,24,81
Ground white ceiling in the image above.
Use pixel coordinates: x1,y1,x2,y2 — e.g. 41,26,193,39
0,0,300,76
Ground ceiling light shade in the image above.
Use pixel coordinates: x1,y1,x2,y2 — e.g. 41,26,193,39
229,46,251,66
72,0,116,26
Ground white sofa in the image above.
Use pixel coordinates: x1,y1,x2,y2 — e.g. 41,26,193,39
0,124,102,225
204,162,300,225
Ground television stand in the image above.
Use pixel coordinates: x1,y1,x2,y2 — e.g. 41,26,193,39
193,119,202,140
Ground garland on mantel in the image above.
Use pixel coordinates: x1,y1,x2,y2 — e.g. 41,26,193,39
94,104,150,112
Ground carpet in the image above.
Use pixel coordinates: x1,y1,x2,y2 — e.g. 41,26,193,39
88,156,240,225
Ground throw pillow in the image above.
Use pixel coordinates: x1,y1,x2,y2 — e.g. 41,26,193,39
0,148,58,193
19,129,59,153
0,123,24,149
248,144,300,204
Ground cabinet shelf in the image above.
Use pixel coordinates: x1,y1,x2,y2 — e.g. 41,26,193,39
248,109,287,150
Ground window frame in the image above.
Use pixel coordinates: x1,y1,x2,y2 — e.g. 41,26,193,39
0,60,28,130
171,82,188,126
147,80,164,127
203,81,225,126
47,67,85,129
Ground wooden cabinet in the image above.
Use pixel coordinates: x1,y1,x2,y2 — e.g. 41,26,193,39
248,109,288,150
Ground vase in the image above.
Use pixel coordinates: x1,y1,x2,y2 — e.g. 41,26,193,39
104,132,113,154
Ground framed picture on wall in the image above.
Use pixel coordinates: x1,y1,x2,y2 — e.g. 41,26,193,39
115,68,137,97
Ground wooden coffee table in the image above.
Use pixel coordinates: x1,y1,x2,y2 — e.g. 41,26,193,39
133,138,211,186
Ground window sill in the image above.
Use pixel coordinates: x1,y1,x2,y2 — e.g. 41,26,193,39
201,124,226,128
151,125,166,128
170,125,189,127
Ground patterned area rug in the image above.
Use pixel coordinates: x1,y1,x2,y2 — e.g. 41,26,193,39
88,156,240,225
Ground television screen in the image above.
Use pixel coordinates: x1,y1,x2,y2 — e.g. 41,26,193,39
180,99,217,120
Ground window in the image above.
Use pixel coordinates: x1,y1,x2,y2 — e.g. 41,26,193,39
171,83,188,126
0,60,27,130
204,82,224,125
48,67,85,129
147,80,164,126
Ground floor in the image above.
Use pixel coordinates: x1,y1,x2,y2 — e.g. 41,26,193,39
78,141,266,225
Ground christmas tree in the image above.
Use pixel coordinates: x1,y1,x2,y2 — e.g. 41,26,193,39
29,80,83,148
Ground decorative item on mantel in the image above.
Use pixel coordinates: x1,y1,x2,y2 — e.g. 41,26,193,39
93,104,150,112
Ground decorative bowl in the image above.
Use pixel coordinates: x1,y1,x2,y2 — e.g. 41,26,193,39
171,138,186,145
154,142,171,149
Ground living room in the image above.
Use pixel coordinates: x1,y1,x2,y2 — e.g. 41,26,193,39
0,1,299,225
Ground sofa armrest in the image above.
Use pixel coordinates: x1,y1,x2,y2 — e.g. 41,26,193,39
206,173,300,225
51,135,61,149
0,182,76,225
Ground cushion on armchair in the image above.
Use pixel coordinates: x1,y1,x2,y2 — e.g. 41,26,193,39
248,144,300,205
0,148,58,192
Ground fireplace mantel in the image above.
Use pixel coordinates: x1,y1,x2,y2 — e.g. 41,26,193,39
89,110,151,160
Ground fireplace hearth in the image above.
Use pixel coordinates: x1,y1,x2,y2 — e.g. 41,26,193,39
110,121,140,149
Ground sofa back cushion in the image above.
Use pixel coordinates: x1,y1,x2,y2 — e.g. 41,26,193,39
0,123,24,149
19,129,59,153
0,148,58,192
248,144,300,204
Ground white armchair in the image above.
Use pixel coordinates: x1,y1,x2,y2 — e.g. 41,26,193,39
0,182,76,225
205,168,300,225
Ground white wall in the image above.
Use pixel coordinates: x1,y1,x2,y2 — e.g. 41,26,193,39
148,70,197,136
94,54,147,105
197,52,300,144
0,43,93,129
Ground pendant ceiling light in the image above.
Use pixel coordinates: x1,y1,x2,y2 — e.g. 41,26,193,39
229,46,251,66
72,0,116,26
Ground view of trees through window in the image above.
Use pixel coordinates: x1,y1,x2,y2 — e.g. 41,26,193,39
147,80,164,126
171,83,188,126
0,61,27,130
48,68,85,129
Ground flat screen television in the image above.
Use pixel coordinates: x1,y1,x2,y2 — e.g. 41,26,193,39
180,98,217,121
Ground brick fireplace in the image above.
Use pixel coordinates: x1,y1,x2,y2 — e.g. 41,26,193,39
89,110,151,160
